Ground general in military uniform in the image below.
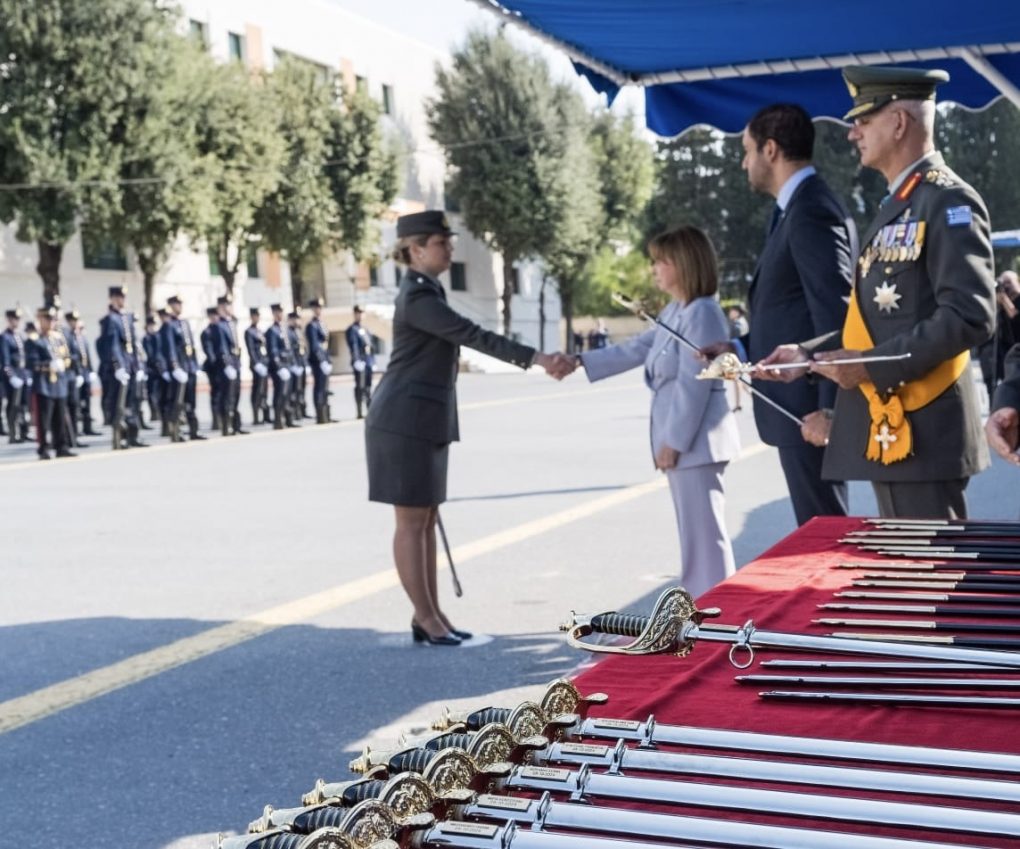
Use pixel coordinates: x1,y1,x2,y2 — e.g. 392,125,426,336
244,307,271,425
761,66,995,519
304,297,334,423
1,307,30,443
346,305,375,420
27,306,75,459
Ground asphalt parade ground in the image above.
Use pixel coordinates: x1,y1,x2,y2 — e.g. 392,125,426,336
1,370,1017,849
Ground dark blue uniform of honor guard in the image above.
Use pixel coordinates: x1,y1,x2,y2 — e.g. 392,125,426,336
61,309,88,444
26,306,74,460
201,307,224,430
288,311,309,420
245,307,271,425
265,304,295,429
1,307,31,443
68,312,98,435
143,314,167,426
160,294,205,441
127,315,151,434
305,297,334,423
346,305,375,419
97,286,143,448
216,294,246,435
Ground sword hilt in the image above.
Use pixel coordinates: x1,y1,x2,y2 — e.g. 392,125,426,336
560,586,719,656
341,779,388,806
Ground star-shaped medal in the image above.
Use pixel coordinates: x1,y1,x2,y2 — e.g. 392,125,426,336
873,280,902,313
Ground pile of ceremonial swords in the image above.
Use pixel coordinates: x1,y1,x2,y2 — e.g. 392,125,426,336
215,678,1020,849
734,517,1020,708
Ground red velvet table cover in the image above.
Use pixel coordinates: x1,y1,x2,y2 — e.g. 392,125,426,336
571,516,1020,847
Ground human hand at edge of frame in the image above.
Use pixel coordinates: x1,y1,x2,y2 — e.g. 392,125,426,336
697,339,736,362
810,348,867,390
535,351,576,381
754,344,810,383
986,407,1020,466
654,444,680,471
800,409,833,448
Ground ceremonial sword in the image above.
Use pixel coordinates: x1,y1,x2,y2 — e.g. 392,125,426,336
762,691,1020,709
852,578,1020,593
287,757,992,849
433,680,1020,773
353,728,1020,838
561,586,1020,668
850,571,1020,583
816,617,1020,634
738,674,1020,690
836,561,1020,572
610,292,805,427
821,601,1020,617
760,659,1018,672
831,632,1020,649
837,590,1020,605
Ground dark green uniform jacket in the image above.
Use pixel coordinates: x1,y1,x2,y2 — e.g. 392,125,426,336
807,152,995,482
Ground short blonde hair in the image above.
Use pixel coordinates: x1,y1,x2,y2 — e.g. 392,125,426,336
647,225,719,301
392,234,430,266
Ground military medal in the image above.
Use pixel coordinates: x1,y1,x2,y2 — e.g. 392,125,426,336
873,281,902,313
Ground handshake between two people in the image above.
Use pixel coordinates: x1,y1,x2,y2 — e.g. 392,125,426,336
533,351,579,381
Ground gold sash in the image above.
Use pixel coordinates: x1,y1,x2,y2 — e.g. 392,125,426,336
842,289,968,464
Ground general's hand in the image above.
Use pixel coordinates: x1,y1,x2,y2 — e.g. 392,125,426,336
810,349,868,389
654,444,680,471
986,407,1020,465
755,344,809,382
801,409,833,448
697,340,736,362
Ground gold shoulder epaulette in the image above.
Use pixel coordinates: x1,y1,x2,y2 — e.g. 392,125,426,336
924,169,955,188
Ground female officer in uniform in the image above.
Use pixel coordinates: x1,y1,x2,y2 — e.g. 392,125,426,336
366,211,569,646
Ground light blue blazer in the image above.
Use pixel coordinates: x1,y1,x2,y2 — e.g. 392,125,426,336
580,297,741,470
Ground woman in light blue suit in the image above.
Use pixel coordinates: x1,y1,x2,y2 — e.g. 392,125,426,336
578,226,740,597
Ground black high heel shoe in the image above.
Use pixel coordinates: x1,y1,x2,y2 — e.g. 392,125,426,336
411,621,461,646
449,628,473,641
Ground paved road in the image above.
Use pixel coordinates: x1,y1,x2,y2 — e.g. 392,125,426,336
1,370,1016,848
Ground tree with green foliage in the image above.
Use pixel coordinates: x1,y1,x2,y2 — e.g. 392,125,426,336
193,61,285,296
325,87,401,268
254,58,338,307
0,0,178,303
547,110,653,350
90,36,216,316
428,31,574,335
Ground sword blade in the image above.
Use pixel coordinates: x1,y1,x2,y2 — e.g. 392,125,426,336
462,793,985,849
762,691,1020,710
537,738,1020,802
760,659,1015,672
821,602,1020,617
852,579,1020,593
837,590,1020,605
502,765,1020,837
573,716,1020,773
816,618,1020,633
836,561,1020,572
739,674,1020,689
831,632,1020,649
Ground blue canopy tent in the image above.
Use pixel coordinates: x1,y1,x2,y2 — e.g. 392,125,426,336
467,0,1020,136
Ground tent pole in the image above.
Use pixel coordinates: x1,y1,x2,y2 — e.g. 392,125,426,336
952,47,1020,110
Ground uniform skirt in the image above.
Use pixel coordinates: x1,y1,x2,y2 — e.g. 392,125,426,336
366,426,449,506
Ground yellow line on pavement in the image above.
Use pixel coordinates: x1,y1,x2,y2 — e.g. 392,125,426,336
0,473,666,736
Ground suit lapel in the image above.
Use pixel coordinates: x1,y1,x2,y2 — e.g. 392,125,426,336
749,175,814,304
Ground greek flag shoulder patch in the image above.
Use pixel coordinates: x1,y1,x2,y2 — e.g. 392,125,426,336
946,205,973,227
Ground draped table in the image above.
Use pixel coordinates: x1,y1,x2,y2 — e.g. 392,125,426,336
571,516,1020,847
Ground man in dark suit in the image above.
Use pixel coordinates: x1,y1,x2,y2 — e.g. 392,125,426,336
762,67,996,519
705,103,855,525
